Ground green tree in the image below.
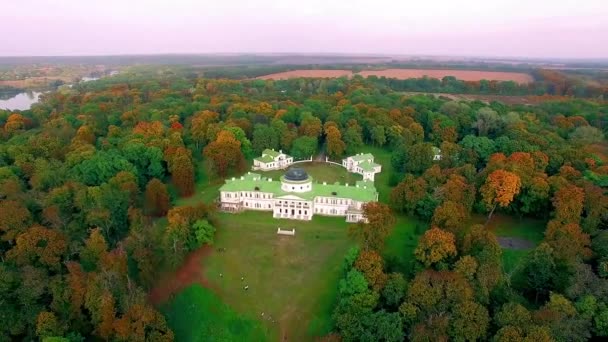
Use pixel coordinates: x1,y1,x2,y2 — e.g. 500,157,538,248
290,136,318,159
192,219,216,247
252,124,279,155
381,273,407,308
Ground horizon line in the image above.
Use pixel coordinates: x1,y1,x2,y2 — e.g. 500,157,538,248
1,52,607,62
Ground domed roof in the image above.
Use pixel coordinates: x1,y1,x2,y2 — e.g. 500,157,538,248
284,168,309,181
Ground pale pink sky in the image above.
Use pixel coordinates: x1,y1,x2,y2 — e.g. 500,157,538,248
1,0,607,58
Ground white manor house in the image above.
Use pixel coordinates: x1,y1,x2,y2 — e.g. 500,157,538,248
219,168,378,222
342,153,382,181
252,149,294,171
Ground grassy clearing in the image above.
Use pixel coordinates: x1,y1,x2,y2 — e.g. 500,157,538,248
161,284,266,341
259,162,362,185
162,151,422,340
383,215,427,278
502,249,531,274
204,211,354,341
471,214,545,243
471,214,545,273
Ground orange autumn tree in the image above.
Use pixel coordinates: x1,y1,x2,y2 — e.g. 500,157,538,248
552,184,584,224
190,110,219,149
168,147,195,197
414,227,457,268
480,170,521,223
545,221,591,262
325,125,346,158
144,178,170,217
0,199,32,242
7,225,68,271
431,201,469,234
203,130,245,178
354,250,388,291
348,202,396,251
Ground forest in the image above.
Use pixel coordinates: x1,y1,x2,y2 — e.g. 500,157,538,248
0,67,607,341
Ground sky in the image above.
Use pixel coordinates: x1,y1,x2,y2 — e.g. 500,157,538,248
1,0,607,58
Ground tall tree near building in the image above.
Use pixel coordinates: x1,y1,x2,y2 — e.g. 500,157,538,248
349,202,396,251
168,147,195,197
325,125,346,158
203,130,245,178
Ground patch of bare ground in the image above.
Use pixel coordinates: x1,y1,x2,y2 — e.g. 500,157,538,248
256,68,534,84
358,69,534,83
148,245,215,305
256,69,353,80
497,237,535,250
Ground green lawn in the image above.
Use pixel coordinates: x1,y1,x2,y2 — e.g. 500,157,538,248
502,249,531,274
174,161,222,207
259,162,362,185
204,211,354,341
382,215,427,278
161,284,266,341
162,151,421,341
470,214,546,274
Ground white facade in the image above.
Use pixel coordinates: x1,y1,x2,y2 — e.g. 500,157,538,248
219,170,378,223
432,147,442,161
252,149,294,171
342,153,382,181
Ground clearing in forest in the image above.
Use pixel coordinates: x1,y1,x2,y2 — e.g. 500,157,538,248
471,214,545,273
204,211,354,341
256,68,534,84
256,69,353,80
358,69,534,83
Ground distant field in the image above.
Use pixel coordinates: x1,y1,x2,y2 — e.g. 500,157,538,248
0,76,72,88
358,69,534,83
256,68,534,84
256,69,353,80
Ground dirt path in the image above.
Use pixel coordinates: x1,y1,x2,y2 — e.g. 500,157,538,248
148,245,216,305
497,237,535,250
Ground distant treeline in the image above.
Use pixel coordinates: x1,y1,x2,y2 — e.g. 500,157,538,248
0,85,24,98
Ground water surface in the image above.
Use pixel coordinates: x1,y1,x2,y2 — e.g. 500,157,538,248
0,91,42,110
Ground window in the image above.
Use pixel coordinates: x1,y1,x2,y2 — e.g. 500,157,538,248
299,210,301,214
304,210,307,215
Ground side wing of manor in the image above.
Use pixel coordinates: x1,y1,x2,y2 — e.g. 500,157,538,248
342,153,381,181
252,149,294,171
219,168,378,223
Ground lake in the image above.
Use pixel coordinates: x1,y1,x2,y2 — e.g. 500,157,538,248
0,91,43,111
